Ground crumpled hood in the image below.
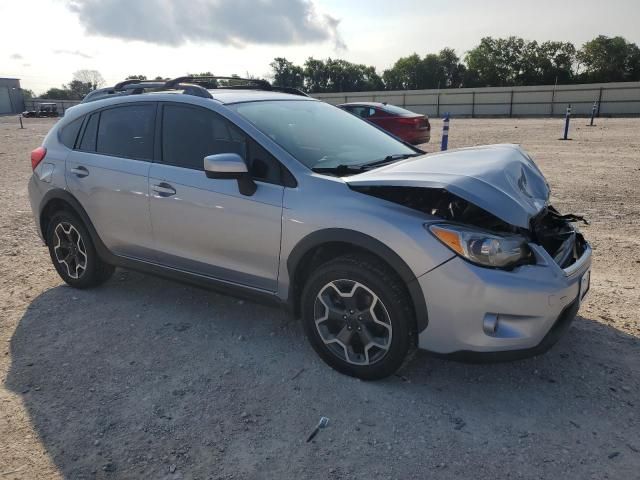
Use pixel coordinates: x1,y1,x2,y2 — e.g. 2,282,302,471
346,144,550,229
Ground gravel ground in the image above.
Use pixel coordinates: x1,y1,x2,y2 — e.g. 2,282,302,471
0,116,639,479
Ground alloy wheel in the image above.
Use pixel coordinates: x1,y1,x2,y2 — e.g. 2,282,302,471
53,222,87,279
313,279,392,365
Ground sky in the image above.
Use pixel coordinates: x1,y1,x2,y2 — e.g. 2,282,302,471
1,0,639,94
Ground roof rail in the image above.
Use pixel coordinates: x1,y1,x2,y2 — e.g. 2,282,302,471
165,75,271,89
82,75,309,103
165,75,309,97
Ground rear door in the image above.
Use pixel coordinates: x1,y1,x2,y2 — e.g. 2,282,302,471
148,103,285,292
66,103,156,260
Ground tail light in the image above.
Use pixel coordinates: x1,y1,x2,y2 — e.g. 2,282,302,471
397,116,428,129
31,146,47,170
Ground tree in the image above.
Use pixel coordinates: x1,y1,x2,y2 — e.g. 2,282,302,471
40,87,73,100
577,36,640,82
21,88,35,100
270,57,304,89
537,41,576,84
438,48,466,88
73,69,105,89
382,54,424,90
126,74,147,81
382,49,465,89
67,80,94,99
303,58,330,93
300,57,383,93
465,36,525,86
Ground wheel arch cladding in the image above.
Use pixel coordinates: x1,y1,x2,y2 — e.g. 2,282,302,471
287,228,428,333
39,189,111,260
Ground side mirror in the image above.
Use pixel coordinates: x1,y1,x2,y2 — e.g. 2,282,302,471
203,153,256,196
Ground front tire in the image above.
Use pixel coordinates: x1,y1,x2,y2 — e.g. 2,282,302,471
301,254,413,380
46,211,114,288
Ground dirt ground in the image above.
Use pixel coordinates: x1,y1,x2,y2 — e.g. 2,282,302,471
0,115,638,480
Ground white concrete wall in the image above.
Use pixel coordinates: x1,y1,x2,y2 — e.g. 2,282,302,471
313,81,640,117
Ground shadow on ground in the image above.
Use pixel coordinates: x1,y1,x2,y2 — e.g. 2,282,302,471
5,270,640,479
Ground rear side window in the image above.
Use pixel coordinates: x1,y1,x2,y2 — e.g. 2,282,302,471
348,106,375,118
78,113,99,151
162,104,244,170
60,116,83,149
97,105,155,160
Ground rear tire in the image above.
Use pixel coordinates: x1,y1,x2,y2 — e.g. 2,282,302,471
46,211,114,289
301,254,413,380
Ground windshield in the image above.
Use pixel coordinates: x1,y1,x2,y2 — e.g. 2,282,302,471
229,100,416,170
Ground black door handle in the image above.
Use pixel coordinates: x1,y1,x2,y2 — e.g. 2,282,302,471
70,166,89,177
151,182,177,197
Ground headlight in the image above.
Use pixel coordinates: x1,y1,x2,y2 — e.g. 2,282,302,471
427,223,532,269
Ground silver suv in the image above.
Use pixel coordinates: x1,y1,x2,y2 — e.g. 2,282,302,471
28,76,592,379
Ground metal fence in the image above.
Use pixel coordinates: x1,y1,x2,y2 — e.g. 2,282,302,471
22,81,640,118
23,98,81,115
312,81,640,117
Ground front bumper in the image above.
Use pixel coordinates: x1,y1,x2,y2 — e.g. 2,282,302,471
417,241,591,358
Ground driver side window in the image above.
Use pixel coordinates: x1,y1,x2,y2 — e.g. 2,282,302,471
162,104,243,170
161,103,287,185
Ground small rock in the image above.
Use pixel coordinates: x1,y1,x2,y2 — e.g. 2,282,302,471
238,335,245,341
241,412,249,419
169,464,177,473
94,439,101,446
102,462,116,472
608,451,620,459
621,386,631,393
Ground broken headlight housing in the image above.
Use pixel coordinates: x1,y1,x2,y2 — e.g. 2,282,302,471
427,224,532,269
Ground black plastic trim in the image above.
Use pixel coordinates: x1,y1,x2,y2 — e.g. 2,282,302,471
38,189,282,307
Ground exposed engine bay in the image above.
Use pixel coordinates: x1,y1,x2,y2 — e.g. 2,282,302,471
351,185,588,270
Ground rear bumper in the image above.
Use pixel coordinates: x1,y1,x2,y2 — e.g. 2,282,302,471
404,129,430,144
417,241,591,359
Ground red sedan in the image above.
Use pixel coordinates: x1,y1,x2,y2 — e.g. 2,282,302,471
337,102,430,144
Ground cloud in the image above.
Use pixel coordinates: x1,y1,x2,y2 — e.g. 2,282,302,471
10,53,23,60
66,0,345,49
53,49,93,59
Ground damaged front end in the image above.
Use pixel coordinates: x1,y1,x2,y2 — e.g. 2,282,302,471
346,144,589,272
529,206,589,270
351,185,588,271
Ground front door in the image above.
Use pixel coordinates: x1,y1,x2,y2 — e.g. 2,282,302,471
148,103,285,292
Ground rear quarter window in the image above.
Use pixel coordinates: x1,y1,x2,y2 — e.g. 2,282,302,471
78,113,99,152
59,116,84,149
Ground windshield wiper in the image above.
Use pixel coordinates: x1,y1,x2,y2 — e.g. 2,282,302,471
311,153,422,176
311,164,365,175
359,152,421,170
